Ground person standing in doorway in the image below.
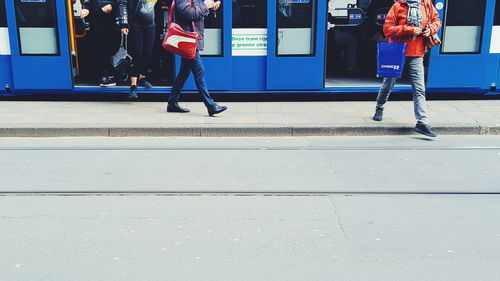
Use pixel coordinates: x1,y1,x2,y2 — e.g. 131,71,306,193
166,0,227,116
372,0,441,137
118,0,158,99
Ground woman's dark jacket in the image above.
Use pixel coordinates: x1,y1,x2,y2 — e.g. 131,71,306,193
116,0,162,27
174,0,210,50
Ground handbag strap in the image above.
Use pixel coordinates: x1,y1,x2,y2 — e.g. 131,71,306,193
121,33,127,50
163,10,169,29
424,0,432,30
169,0,197,32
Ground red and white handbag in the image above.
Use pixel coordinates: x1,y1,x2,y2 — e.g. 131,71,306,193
162,0,199,59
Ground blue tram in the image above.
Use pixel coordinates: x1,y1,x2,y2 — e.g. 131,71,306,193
0,0,499,96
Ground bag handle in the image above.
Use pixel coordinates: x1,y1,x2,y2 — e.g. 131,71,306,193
424,0,433,32
169,0,197,32
121,33,127,50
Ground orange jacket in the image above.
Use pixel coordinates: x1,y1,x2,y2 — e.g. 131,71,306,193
383,0,441,57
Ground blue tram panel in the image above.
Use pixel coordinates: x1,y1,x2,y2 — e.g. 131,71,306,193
0,0,499,95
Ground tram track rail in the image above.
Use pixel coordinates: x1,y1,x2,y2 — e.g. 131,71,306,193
1,191,500,195
1,146,500,151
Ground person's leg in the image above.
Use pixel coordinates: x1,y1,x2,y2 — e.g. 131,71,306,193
128,25,144,88
376,77,397,108
103,14,119,78
127,25,145,99
408,56,436,137
190,51,215,107
93,15,116,86
168,58,191,104
407,57,428,124
137,26,155,87
372,76,397,121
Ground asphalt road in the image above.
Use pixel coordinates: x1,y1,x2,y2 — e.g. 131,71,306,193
0,136,499,280
0,136,499,193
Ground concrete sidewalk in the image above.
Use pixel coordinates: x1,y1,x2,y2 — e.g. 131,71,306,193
0,100,499,137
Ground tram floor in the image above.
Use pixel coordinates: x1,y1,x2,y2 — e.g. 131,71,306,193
325,75,411,88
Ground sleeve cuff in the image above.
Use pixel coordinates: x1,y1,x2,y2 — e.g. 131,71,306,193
200,3,210,16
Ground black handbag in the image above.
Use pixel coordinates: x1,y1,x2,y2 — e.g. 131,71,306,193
112,34,133,71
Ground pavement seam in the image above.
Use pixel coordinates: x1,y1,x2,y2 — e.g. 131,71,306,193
327,195,347,239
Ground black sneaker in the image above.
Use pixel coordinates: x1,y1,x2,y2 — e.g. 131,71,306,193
137,78,153,88
129,85,138,100
372,107,384,121
415,122,437,137
100,76,116,87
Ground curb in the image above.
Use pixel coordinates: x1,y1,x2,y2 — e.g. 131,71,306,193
0,123,499,137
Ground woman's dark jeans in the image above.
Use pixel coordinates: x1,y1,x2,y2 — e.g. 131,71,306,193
128,24,155,77
168,51,216,107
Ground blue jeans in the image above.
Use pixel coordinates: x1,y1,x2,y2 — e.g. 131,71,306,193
168,51,215,107
376,57,428,124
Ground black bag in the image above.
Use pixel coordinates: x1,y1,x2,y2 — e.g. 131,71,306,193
112,34,132,71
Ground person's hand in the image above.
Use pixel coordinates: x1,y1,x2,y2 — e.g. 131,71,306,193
213,1,221,10
421,28,431,37
205,0,215,9
80,8,89,18
102,4,113,13
121,28,129,35
412,27,422,36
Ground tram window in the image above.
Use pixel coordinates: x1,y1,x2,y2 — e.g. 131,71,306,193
276,0,316,56
232,0,267,56
200,7,223,56
495,0,500,26
0,0,7,27
232,0,267,28
441,0,486,54
14,0,60,55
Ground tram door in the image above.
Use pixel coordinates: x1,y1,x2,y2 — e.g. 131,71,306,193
267,0,327,90
5,0,73,90
427,0,494,89
183,0,326,91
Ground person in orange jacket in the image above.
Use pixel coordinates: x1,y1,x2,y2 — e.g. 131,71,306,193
372,0,441,137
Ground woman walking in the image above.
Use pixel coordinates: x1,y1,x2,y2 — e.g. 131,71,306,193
118,0,157,99
372,0,441,137
166,0,227,116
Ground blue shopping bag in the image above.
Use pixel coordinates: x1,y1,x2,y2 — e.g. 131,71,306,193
377,37,407,78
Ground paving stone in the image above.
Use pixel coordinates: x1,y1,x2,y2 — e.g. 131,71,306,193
0,100,499,136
